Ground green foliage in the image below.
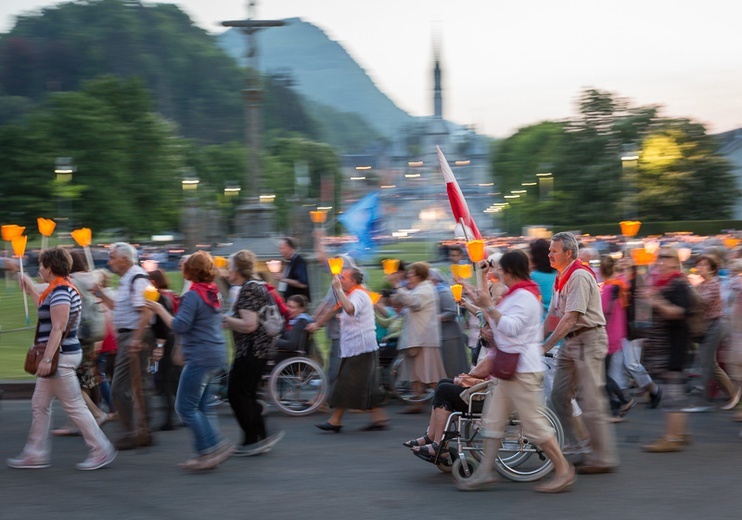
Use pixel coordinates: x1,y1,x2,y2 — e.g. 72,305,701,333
0,76,185,236
492,88,738,231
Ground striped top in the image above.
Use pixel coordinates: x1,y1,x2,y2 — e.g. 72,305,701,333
38,285,82,353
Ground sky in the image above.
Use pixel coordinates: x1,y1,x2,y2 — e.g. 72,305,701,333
2,0,741,138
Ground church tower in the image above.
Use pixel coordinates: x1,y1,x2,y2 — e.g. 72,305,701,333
433,40,443,119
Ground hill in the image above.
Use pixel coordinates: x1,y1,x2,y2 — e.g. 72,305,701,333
217,18,416,139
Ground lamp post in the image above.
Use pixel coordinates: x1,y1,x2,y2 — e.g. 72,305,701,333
621,150,639,220
54,157,76,237
224,182,241,235
181,175,200,252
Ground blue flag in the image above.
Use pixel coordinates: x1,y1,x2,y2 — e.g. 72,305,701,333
338,191,381,261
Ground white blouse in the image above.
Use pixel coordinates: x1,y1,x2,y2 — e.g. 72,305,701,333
487,289,544,374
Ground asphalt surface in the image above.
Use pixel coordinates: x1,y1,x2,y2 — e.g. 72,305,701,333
1,395,741,520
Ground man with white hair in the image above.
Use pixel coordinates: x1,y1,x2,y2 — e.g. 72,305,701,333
95,242,156,450
543,232,619,474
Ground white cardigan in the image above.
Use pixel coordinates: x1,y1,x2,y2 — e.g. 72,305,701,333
487,289,544,374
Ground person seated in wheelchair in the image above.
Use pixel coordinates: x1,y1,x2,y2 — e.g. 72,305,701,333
272,295,317,364
403,322,495,464
374,292,404,366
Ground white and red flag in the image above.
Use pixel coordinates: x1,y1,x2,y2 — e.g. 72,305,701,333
438,146,482,240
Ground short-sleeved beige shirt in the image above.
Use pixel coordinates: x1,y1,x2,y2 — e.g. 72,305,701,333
549,267,606,330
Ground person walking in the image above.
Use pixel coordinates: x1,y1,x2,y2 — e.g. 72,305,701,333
457,250,574,493
274,237,310,301
146,252,233,470
315,267,389,432
222,250,285,456
8,247,116,471
689,254,741,410
543,232,619,474
94,242,156,450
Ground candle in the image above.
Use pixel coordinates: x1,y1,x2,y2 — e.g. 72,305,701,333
451,283,463,302
382,258,400,275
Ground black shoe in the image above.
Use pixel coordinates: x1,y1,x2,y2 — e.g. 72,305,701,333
359,421,390,431
649,386,663,409
315,421,342,433
158,423,175,432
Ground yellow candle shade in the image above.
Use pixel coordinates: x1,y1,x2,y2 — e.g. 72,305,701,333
214,256,228,268
71,227,92,247
368,290,382,305
266,260,283,274
451,283,463,302
450,264,460,278
143,284,160,302
458,263,473,279
466,240,485,263
12,235,28,257
619,221,642,237
382,258,400,275
724,238,740,250
309,210,328,224
328,257,344,276
37,218,56,237
2,224,25,242
631,248,657,266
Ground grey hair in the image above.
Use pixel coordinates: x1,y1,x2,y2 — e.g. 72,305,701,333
551,232,579,260
109,242,138,264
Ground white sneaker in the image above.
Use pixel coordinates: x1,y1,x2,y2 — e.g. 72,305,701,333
76,446,117,471
7,455,50,469
233,431,285,457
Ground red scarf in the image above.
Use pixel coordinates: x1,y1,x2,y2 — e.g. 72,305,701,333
554,260,596,293
38,276,79,305
499,280,541,303
654,271,684,289
190,282,221,310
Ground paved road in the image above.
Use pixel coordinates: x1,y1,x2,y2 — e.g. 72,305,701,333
1,396,741,520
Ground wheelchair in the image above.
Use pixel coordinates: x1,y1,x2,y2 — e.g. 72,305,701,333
208,345,328,417
432,381,565,483
378,338,435,404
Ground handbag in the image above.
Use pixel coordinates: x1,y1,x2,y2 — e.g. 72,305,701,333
24,308,79,378
490,345,520,380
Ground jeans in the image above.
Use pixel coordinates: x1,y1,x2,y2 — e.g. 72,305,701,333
21,351,112,461
96,352,115,413
609,338,653,390
175,362,225,455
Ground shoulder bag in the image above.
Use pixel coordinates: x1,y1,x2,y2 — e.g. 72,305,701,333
24,308,80,378
490,345,520,380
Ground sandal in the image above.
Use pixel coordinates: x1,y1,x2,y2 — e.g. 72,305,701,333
402,434,432,448
411,442,449,464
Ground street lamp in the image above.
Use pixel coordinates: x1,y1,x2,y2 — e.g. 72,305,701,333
55,157,76,234
621,150,639,220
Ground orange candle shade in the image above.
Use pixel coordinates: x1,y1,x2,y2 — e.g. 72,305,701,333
382,258,400,275
450,264,460,278
37,218,56,237
328,257,344,276
309,210,328,224
266,260,282,274
2,224,25,242
143,285,160,302
71,228,92,247
619,221,642,237
458,264,473,279
12,235,28,257
368,291,382,305
631,248,657,266
214,256,228,268
466,240,485,262
723,238,740,249
451,283,463,302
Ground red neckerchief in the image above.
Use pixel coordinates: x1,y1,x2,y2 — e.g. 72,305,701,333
602,278,629,308
38,276,79,305
190,282,221,310
499,280,541,303
654,271,684,289
555,260,596,293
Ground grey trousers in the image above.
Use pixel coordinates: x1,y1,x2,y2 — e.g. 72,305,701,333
551,328,619,467
111,329,155,439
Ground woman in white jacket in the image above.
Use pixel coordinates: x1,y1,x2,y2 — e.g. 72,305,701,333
391,262,446,413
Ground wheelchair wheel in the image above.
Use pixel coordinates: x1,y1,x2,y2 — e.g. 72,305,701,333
389,354,434,404
267,357,328,417
494,406,564,482
451,454,479,484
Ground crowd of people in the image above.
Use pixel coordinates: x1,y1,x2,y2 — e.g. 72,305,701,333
6,231,742,494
